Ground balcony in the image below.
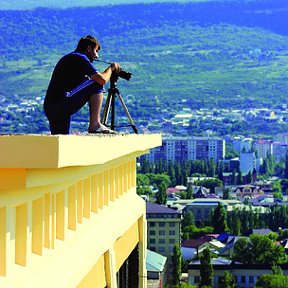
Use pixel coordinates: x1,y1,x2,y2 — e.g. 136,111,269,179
0,133,161,287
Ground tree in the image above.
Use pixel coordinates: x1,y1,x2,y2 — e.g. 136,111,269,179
140,158,151,174
212,203,229,233
195,178,223,194
233,237,251,263
186,185,193,199
285,152,288,178
207,158,216,177
180,284,197,288
219,271,236,288
182,211,195,229
231,169,237,185
200,248,213,288
222,188,230,200
175,162,183,185
172,245,182,287
182,226,214,240
233,234,287,265
168,161,176,186
256,274,288,288
273,191,283,200
136,174,152,197
155,182,168,205
146,173,171,188
237,170,243,185
246,170,252,184
272,265,283,276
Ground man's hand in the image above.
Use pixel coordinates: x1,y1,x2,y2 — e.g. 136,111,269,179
110,62,121,74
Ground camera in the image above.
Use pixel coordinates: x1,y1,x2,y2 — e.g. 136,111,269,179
117,68,132,81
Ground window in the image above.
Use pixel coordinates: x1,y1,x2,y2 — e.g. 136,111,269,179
149,239,155,244
159,230,165,236
149,230,155,235
159,222,165,227
149,222,155,227
169,239,175,244
169,231,175,236
169,223,175,227
159,239,165,244
159,247,165,253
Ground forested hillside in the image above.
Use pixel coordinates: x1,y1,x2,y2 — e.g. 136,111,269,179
0,0,287,134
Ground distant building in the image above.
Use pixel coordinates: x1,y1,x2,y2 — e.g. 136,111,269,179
253,140,273,159
250,195,283,207
233,137,253,154
146,202,181,274
144,136,225,164
182,199,267,224
274,132,288,143
146,249,168,287
234,185,263,198
272,142,288,162
183,199,241,223
188,259,288,288
240,152,255,174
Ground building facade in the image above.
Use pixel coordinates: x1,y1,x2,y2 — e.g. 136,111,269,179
240,152,256,174
145,136,225,164
272,142,288,162
188,259,288,288
253,140,273,159
146,202,181,273
0,134,161,288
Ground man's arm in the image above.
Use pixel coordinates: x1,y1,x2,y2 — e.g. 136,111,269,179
91,63,120,85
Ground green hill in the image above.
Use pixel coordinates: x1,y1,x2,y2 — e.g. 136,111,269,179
0,0,287,134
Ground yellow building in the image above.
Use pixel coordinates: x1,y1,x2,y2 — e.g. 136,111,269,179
0,133,161,288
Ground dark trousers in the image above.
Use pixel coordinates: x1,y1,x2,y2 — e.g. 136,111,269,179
44,80,105,134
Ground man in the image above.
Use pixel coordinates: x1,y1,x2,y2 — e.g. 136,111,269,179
44,35,121,134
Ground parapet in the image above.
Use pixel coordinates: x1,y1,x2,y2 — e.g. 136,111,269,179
0,133,161,288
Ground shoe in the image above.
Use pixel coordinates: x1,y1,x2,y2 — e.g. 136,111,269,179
88,125,118,134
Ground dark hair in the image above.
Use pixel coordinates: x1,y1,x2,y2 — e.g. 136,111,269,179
75,35,101,52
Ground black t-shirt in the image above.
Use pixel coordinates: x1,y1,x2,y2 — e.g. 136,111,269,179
45,52,98,103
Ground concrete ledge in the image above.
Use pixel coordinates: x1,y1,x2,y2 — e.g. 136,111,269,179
0,134,162,169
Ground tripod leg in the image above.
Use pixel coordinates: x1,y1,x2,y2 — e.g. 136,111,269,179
101,93,112,126
117,93,138,134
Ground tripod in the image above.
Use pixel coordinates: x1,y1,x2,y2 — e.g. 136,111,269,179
101,76,138,134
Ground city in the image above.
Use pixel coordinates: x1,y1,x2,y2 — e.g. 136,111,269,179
138,132,288,287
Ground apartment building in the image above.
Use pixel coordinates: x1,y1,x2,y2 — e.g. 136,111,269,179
146,202,181,274
145,136,225,164
0,134,161,288
272,142,288,162
188,259,288,288
253,140,273,159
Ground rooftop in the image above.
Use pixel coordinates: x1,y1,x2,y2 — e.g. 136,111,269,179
146,249,167,272
146,202,180,214
0,133,161,169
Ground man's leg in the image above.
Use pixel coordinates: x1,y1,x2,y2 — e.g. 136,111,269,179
49,117,71,135
88,92,104,132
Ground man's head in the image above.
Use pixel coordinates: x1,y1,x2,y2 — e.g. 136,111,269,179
75,35,101,62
